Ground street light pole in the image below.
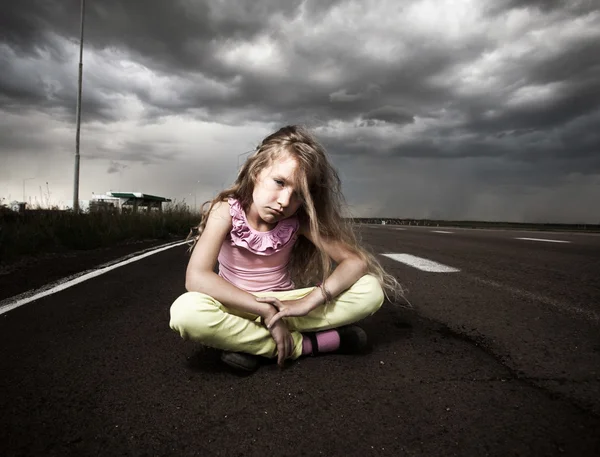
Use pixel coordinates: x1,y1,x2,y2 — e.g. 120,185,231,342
195,180,201,211
23,177,35,202
73,0,85,212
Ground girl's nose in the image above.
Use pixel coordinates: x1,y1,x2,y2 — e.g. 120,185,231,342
278,190,291,207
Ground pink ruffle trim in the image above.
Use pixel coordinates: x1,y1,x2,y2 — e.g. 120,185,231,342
228,198,299,255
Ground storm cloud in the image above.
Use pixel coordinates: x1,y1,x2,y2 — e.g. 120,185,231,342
1,0,599,222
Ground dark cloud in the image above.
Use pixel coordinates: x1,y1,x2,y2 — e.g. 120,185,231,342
2,0,471,124
487,0,598,17
107,161,127,174
528,38,600,86
0,41,124,123
362,106,415,125
93,140,181,164
0,0,302,72
1,0,599,221
498,0,595,14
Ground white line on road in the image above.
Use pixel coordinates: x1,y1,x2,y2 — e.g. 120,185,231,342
0,240,189,316
381,253,460,273
431,230,453,234
515,237,571,244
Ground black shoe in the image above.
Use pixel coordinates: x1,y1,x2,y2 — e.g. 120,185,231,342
337,325,368,354
220,351,260,372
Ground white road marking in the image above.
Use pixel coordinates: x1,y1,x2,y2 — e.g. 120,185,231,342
0,240,189,316
515,237,571,244
431,230,453,234
381,253,460,273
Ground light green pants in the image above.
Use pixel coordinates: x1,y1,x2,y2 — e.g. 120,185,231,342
169,274,384,360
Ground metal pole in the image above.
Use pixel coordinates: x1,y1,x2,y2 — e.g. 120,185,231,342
73,0,85,212
23,177,35,202
196,179,201,211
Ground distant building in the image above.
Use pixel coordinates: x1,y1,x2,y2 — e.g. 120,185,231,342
64,192,171,212
104,192,172,213
89,194,120,213
10,201,27,213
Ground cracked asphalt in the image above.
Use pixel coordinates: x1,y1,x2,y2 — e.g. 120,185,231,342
0,225,599,456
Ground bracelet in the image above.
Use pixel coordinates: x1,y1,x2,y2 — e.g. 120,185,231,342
318,283,333,304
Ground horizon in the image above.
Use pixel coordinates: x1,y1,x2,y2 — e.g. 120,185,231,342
2,192,598,227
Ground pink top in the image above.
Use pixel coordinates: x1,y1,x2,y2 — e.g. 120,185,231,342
217,198,300,292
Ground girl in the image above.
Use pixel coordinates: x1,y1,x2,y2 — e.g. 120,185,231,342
169,125,403,372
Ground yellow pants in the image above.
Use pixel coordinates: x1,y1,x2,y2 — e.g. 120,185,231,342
169,274,384,360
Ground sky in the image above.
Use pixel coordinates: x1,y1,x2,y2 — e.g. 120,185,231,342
1,0,599,223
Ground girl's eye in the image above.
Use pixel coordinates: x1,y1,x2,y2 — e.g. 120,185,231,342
275,180,284,186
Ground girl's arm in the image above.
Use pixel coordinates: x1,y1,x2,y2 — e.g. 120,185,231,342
253,221,370,328
299,221,368,309
259,221,369,328
185,200,277,320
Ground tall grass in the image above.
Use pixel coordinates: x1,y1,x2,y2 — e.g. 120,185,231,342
0,202,199,265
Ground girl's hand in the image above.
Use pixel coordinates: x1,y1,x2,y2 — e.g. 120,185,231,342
257,296,314,328
266,319,295,367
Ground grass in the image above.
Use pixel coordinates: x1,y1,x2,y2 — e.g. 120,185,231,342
353,218,600,232
0,202,199,265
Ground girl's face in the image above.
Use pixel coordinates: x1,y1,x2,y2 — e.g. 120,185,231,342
249,154,304,227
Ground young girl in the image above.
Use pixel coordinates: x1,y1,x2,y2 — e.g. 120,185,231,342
169,125,403,371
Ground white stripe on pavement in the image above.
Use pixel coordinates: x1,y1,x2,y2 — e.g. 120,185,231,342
0,240,189,316
382,253,460,273
515,237,571,244
431,230,453,234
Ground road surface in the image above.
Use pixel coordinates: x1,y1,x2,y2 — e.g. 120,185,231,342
1,225,599,456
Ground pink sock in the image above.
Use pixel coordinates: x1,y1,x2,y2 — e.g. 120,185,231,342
301,329,341,355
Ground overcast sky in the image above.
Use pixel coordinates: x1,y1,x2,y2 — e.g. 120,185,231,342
1,0,599,222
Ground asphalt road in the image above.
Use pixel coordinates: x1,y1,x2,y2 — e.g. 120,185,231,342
1,225,599,456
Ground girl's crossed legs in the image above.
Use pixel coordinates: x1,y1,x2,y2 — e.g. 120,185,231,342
169,274,384,360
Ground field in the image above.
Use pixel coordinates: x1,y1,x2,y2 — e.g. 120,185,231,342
0,204,199,265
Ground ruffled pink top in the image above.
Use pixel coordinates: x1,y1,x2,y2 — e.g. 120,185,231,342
217,198,299,292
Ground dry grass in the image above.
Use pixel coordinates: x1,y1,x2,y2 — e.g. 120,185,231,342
0,202,198,265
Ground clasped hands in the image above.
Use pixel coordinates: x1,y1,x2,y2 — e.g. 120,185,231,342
256,296,316,367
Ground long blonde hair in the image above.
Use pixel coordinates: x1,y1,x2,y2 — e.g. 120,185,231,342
189,125,405,302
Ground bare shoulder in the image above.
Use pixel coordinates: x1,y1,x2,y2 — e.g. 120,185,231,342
206,199,233,228
187,199,232,274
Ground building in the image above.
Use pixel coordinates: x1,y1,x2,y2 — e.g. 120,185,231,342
103,192,172,213
89,194,120,213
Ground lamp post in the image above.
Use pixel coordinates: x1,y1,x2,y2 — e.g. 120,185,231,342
73,0,85,212
23,177,35,203
189,192,197,211
189,180,201,212
195,180,201,211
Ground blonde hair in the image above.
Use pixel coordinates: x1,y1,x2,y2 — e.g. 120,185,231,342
189,125,405,303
